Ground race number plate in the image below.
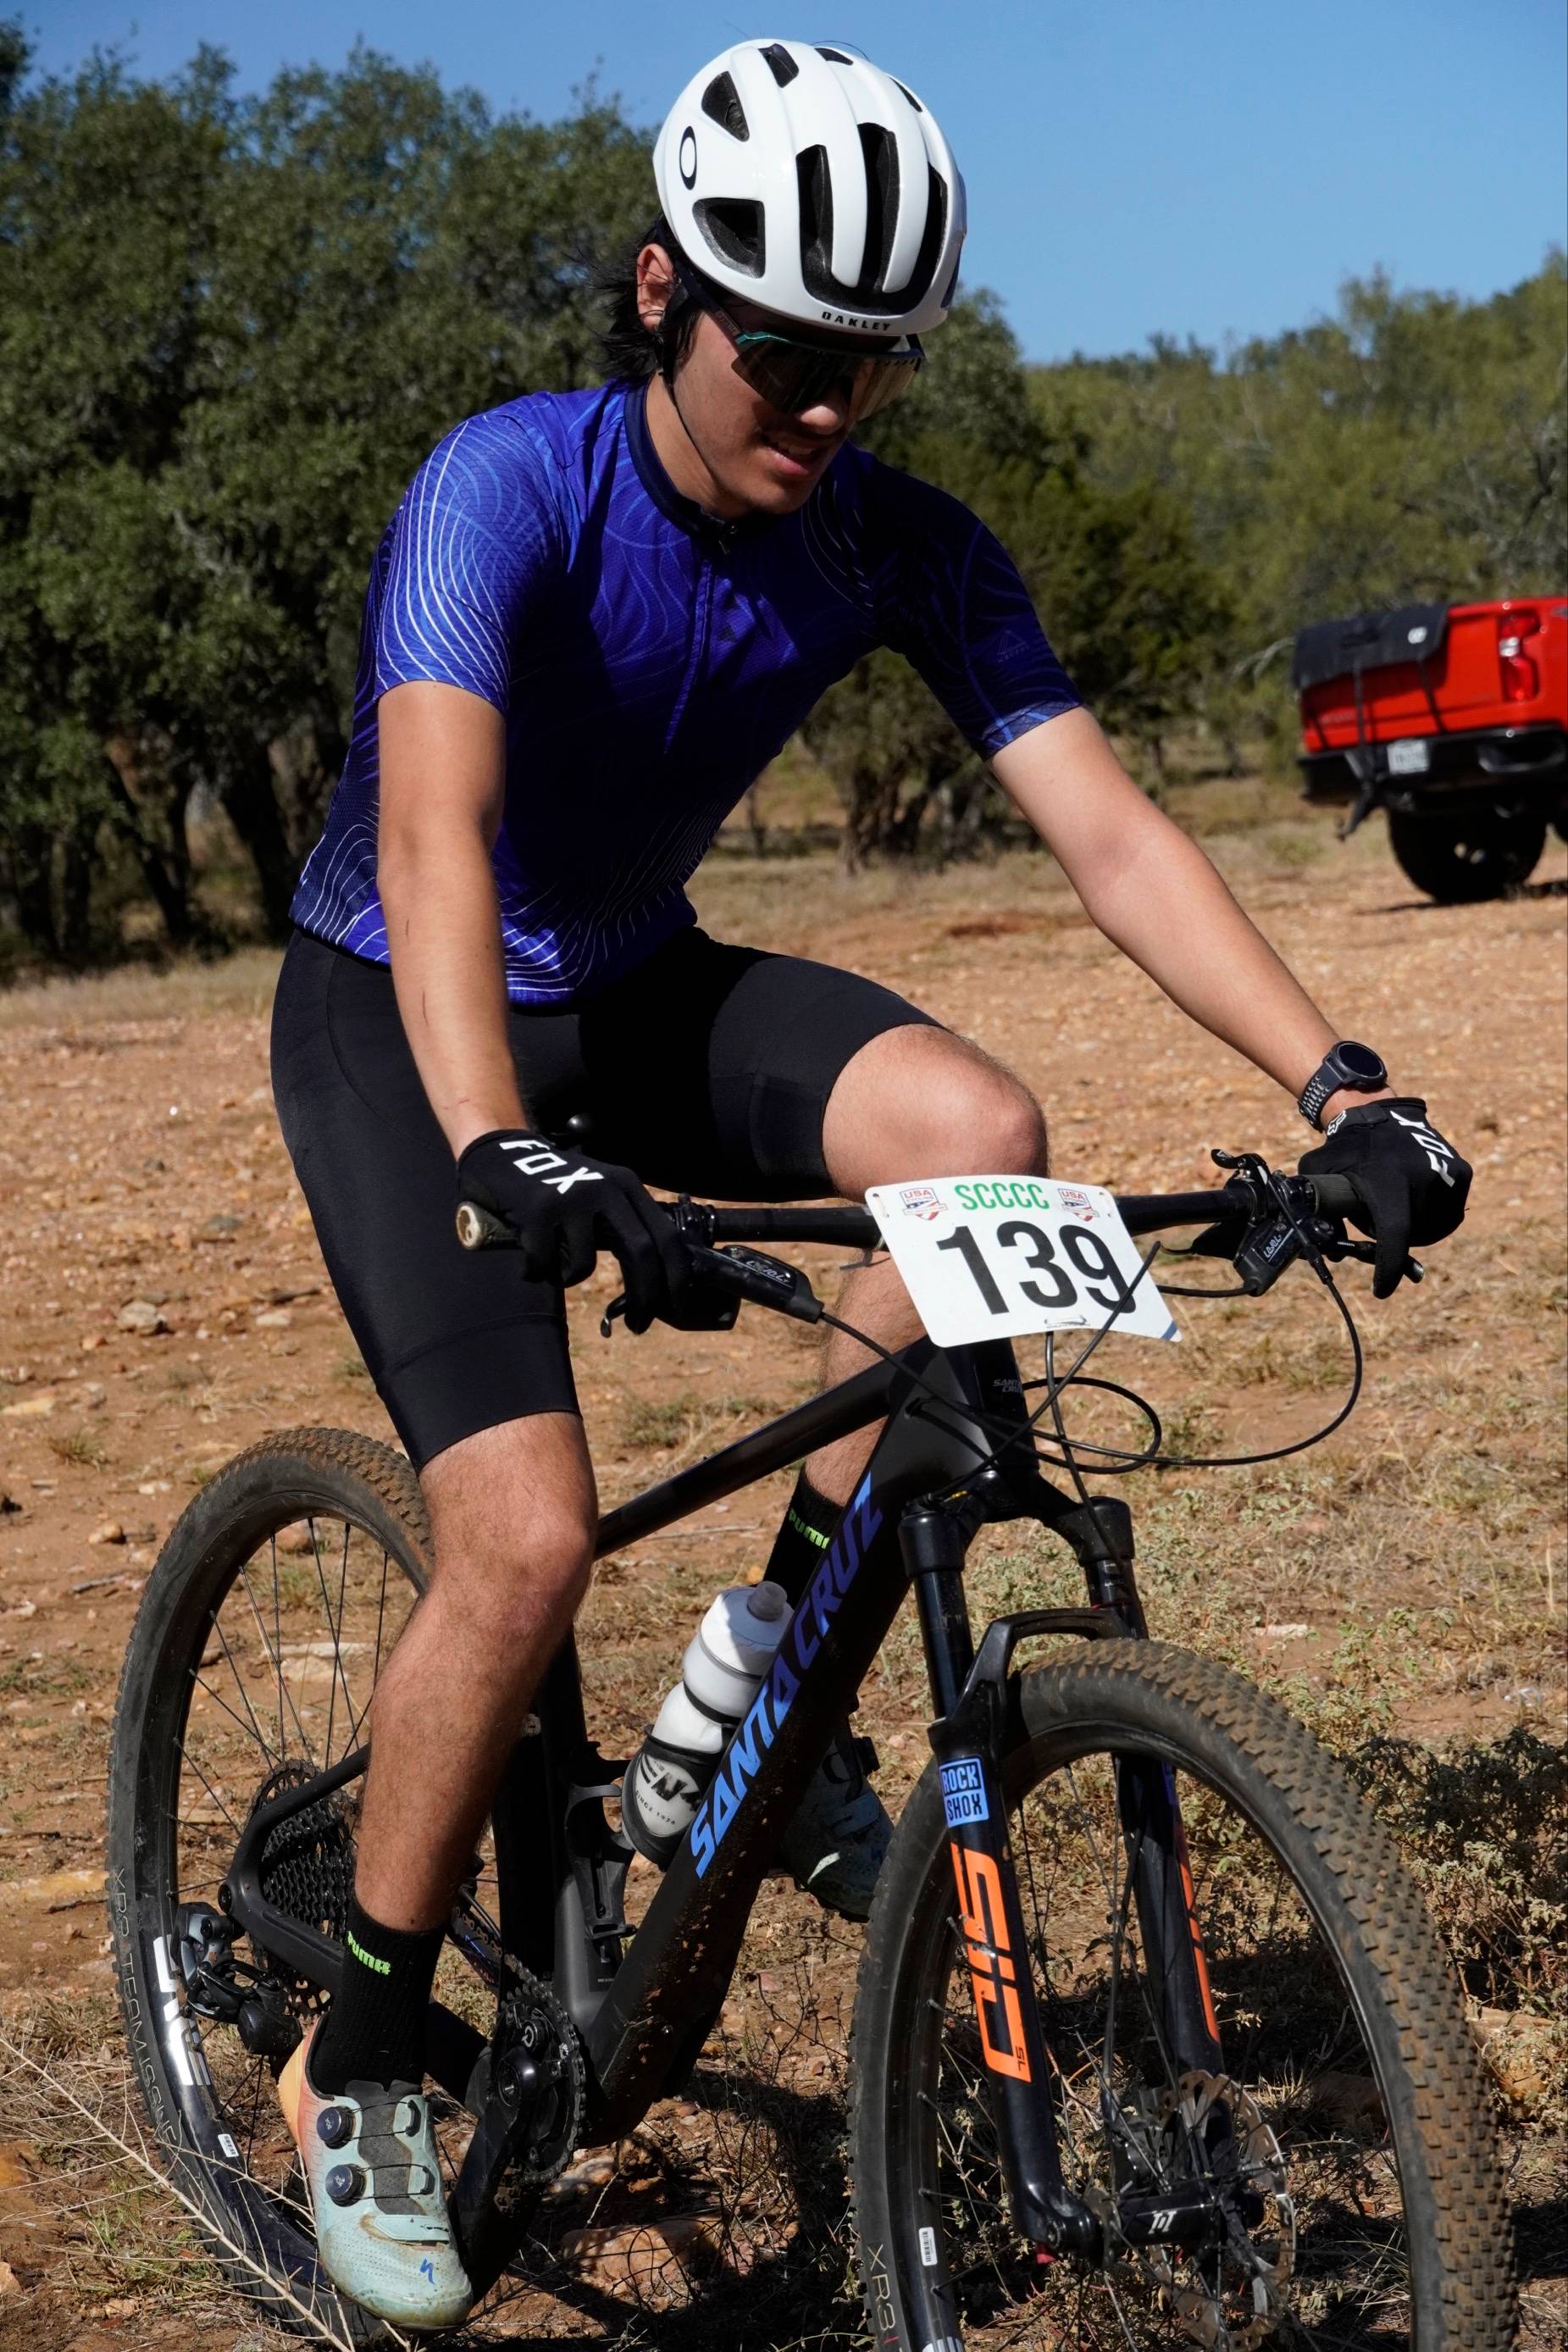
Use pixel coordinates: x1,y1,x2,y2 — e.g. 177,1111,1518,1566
1387,736,1430,775
865,1174,1179,1349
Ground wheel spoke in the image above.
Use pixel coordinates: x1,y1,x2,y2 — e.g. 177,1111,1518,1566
236,1556,318,1765
113,1440,490,2310
875,1709,1432,2351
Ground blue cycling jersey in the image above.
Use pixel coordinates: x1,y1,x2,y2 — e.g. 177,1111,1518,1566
291,381,1079,1004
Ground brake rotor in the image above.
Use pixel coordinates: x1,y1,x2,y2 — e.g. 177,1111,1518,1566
1145,2070,1295,2350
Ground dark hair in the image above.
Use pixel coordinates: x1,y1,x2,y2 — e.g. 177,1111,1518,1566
596,215,703,386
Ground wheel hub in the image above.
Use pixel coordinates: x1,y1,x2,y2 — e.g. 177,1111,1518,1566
1144,2071,1295,2350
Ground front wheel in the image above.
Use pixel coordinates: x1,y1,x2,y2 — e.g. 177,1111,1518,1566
1388,803,1545,901
849,1644,1515,2350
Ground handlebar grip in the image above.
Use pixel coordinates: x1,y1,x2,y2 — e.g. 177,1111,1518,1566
1304,1174,1361,1220
455,1201,516,1251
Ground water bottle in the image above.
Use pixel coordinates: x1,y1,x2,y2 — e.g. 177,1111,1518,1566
621,1580,790,1866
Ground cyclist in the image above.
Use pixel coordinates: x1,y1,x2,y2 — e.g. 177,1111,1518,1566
269,37,1471,2326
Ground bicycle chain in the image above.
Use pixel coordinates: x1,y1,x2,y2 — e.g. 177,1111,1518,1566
490,1964,586,2195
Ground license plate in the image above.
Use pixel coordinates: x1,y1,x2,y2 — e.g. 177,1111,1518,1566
1387,737,1430,775
865,1175,1179,1349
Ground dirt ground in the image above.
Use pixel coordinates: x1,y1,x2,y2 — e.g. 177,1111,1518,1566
1,805,1564,2348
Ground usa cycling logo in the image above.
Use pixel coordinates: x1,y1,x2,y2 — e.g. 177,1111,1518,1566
690,1477,884,1875
898,1184,942,1221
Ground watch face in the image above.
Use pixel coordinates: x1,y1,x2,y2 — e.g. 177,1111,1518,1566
1337,1041,1385,1083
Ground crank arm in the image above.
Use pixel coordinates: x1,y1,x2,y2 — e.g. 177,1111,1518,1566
451,2041,546,2291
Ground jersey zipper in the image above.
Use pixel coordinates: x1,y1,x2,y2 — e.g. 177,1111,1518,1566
662,548,716,757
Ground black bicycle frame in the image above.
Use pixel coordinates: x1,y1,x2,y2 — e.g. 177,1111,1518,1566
223,1201,1264,2276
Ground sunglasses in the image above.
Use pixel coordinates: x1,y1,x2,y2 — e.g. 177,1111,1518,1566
673,256,923,424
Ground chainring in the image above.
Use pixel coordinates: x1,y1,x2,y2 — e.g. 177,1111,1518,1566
493,1966,586,2197
1144,2070,1295,2350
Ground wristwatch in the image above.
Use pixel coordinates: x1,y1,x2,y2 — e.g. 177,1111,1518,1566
1297,1040,1388,1130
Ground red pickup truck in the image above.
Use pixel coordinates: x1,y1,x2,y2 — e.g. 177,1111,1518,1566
1293,596,1567,900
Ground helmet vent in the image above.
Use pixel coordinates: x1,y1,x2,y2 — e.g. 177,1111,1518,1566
694,197,766,278
815,47,854,64
890,77,923,113
858,124,900,293
701,72,749,140
908,167,949,313
798,136,919,308
759,42,799,87
796,145,834,302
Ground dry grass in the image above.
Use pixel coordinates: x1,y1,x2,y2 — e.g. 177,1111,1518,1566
0,945,281,1032
0,822,1560,2344
0,1995,358,2349
619,1390,775,1465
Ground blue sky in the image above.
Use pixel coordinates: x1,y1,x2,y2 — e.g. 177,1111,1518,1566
27,1,1568,363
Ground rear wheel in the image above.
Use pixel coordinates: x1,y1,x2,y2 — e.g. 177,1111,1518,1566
106,1428,446,2344
1388,803,1545,901
849,1644,1515,2350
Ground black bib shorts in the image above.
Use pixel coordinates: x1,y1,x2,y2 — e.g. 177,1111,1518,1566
270,926,936,1469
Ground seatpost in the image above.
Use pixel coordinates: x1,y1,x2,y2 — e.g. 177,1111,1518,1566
901,1497,1100,2258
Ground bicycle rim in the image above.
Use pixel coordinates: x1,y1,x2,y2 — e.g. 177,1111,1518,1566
878,1726,1432,2346
109,1442,501,2322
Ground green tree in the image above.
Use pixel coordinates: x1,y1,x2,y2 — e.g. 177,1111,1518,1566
805,298,1229,862
1028,255,1567,759
0,36,653,959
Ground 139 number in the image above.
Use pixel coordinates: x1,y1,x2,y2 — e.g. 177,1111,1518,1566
935,1218,1137,1322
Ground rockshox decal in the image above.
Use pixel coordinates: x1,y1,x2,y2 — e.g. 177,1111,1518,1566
939,1756,989,1827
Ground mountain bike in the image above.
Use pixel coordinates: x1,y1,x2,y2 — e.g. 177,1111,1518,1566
106,1151,1515,2349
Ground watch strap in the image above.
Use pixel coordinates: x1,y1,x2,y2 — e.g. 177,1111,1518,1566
1298,1067,1339,1129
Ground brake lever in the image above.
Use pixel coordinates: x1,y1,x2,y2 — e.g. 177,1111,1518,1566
1316,1230,1426,1285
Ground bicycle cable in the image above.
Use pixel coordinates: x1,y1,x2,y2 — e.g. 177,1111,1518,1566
814,1229,1365,1488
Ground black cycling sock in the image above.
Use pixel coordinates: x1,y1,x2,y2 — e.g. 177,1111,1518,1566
762,1471,843,1606
308,1894,444,2095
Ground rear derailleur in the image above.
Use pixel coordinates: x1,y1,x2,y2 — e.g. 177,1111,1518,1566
173,1903,301,2061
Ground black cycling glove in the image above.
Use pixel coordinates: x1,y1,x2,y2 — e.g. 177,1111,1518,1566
1299,1097,1471,1299
457,1130,688,1334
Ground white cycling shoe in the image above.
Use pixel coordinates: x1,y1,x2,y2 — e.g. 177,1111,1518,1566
278,2023,473,2329
779,1727,891,1922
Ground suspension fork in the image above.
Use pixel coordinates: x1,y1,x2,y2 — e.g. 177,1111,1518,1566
907,1486,1228,2259
1066,1501,1224,2081
905,1495,1100,2257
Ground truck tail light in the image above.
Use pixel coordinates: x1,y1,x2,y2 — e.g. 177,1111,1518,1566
1498,609,1541,702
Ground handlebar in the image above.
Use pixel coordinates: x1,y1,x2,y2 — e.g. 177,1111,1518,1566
671,1173,1363,1249
453,1164,1386,1327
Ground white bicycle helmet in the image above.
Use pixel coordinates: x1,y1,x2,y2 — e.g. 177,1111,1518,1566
652,38,966,337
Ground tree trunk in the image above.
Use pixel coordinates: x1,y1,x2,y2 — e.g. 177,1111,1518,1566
59,812,101,963
10,825,60,958
101,751,197,946
220,747,299,940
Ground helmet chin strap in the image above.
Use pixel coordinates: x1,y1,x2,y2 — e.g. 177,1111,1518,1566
659,358,746,526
